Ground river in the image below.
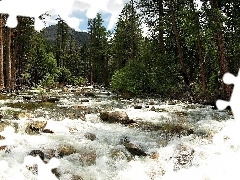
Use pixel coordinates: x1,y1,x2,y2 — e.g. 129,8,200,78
0,86,238,180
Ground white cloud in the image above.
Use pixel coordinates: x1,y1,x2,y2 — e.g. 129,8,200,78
0,0,130,31
71,0,131,30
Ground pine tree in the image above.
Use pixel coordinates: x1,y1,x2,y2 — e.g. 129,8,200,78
0,14,4,90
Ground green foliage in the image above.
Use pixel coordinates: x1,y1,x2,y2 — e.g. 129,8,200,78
69,76,86,86
111,60,147,94
40,73,56,88
56,67,72,84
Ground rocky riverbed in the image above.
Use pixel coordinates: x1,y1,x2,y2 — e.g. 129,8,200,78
0,86,238,180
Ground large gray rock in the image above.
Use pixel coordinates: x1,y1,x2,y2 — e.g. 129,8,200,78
25,121,47,135
100,111,135,124
123,142,147,157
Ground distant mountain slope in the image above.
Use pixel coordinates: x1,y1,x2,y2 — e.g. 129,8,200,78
42,25,89,46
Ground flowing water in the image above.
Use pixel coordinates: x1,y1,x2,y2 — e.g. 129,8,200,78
0,87,239,180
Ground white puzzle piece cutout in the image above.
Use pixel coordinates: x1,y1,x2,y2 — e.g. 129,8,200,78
0,126,15,147
0,126,15,172
0,0,127,31
24,155,60,180
0,0,76,31
216,69,240,120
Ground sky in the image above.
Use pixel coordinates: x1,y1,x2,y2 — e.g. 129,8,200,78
42,0,131,32
42,0,203,34
0,0,202,33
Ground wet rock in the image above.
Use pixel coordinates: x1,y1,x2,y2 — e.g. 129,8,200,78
101,111,135,124
173,144,195,171
84,92,96,97
58,145,76,157
120,135,130,144
71,175,83,180
149,101,155,105
123,142,147,157
52,168,61,179
44,149,58,160
84,132,96,141
78,151,96,166
42,129,54,134
150,106,156,111
81,99,90,102
99,111,109,121
0,121,12,132
174,111,188,117
0,135,6,151
134,105,142,109
46,97,60,103
25,121,47,135
22,95,33,100
168,101,175,105
149,152,159,160
18,113,31,120
110,148,127,160
29,150,45,161
62,86,69,92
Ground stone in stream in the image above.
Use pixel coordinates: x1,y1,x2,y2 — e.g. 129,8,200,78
58,145,76,157
99,111,109,121
42,129,54,134
71,175,84,180
84,132,96,141
0,121,12,132
25,121,47,135
84,92,96,97
46,97,60,103
134,105,142,109
149,101,155,105
150,106,156,111
0,135,6,151
81,99,90,102
78,151,97,166
123,142,147,157
100,111,135,124
29,150,45,161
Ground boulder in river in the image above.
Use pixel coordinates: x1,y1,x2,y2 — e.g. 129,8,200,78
84,92,96,97
25,121,47,135
84,132,96,141
0,135,6,151
58,145,76,157
134,105,142,109
71,175,84,180
42,129,54,134
100,111,135,124
123,142,147,157
78,150,96,166
29,150,45,161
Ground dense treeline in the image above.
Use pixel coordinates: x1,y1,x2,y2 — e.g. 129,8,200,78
0,0,239,103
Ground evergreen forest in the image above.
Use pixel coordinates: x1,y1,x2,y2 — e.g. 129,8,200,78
0,0,239,104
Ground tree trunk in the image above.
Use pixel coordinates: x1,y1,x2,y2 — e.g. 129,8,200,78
0,14,4,90
11,22,21,90
210,0,231,98
217,32,230,97
169,0,189,86
6,27,11,91
190,0,206,92
158,0,164,54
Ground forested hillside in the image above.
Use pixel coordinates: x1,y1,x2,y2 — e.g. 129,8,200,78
0,0,239,104
43,25,89,46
